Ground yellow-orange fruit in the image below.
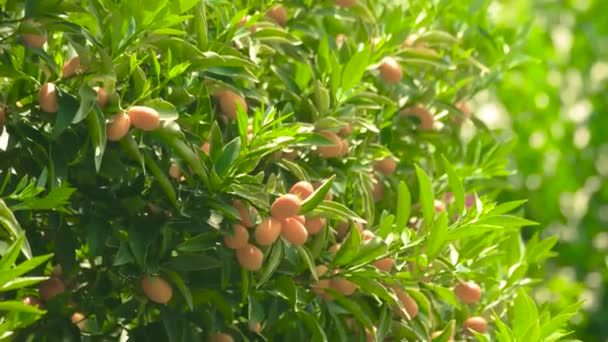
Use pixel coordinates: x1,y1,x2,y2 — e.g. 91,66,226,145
217,90,247,119
316,264,329,277
394,288,419,319
401,105,434,131
361,229,375,241
464,316,487,334
71,312,87,331
339,139,349,156
62,57,82,78
281,217,308,245
141,275,173,304
331,277,357,296
431,331,454,341
379,57,402,84
270,194,302,220
289,181,314,200
39,277,65,301
22,296,42,308
201,141,211,155
38,82,58,113
305,217,325,235
94,86,109,107
328,243,341,253
23,33,46,48
317,130,342,158
454,101,471,124
106,111,131,141
336,0,357,8
236,244,264,271
233,199,257,228
249,322,262,333
373,157,397,175
373,257,394,272
169,163,182,180
254,217,282,246
311,279,331,296
371,175,384,202
266,5,288,26
339,123,352,136
127,106,160,131
213,332,234,342
294,215,306,224
335,34,346,47
454,281,482,304
434,200,445,213
224,223,249,249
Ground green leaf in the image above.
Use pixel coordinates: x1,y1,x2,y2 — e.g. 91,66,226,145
277,159,310,181
11,185,76,211
52,92,80,139
0,234,23,270
297,311,328,341
341,47,370,93
0,301,46,314
176,232,216,253
426,211,448,260
512,289,539,340
414,165,435,231
333,225,362,266
164,270,194,311
0,276,47,292
71,85,97,124
0,254,53,286
295,245,318,281
395,181,411,233
86,221,110,258
164,254,222,271
441,155,465,214
87,106,107,172
312,201,366,224
143,98,179,121
215,137,241,177
299,175,335,215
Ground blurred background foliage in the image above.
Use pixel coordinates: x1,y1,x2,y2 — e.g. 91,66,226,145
470,0,608,340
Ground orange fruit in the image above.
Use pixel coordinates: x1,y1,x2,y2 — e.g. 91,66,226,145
233,199,257,228
270,194,302,220
141,274,173,304
304,216,325,235
315,264,329,277
335,0,357,8
254,217,282,246
394,288,419,319
401,105,434,131
71,312,87,331
106,111,131,141
464,316,487,334
311,279,331,297
62,56,82,78
23,33,46,48
249,322,262,333
168,163,182,180
434,200,445,213
339,139,349,156
379,57,402,84
224,223,249,249
454,101,471,124
289,181,314,200
328,243,341,253
339,123,352,136
317,130,342,158
213,332,234,342
331,276,357,296
127,106,160,131
201,141,211,155
94,86,109,107
236,244,264,271
217,90,247,119
454,281,482,304
361,229,375,241
39,277,65,301
22,296,42,308
281,217,308,245
370,174,384,202
294,215,306,224
266,5,288,26
373,157,397,175
335,34,346,47
38,82,58,113
373,257,394,272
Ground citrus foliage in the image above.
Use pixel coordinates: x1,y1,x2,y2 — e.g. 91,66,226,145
0,0,579,341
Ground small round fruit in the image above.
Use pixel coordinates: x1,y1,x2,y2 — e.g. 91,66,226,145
255,217,282,246
373,157,397,175
335,34,346,47
454,281,482,304
339,123,352,136
217,90,247,119
281,217,308,246
294,215,306,224
71,312,87,331
311,279,331,296
249,322,262,333
233,199,257,228
454,101,471,124
328,243,341,253
23,33,46,48
141,275,173,304
266,5,288,26
236,244,264,271
464,316,487,334
224,223,249,249
317,130,342,158
434,200,445,213
373,257,394,272
127,106,160,131
62,57,82,78
361,230,375,241
38,82,58,113
339,139,349,156
371,175,384,202
315,264,329,277
106,111,131,141
22,296,42,308
213,332,234,342
431,331,454,341
401,105,434,131
201,141,211,155
39,277,65,301
305,217,325,235
270,194,302,220
289,181,314,200
331,277,356,296
94,87,109,107
169,164,182,180
335,0,357,8
394,288,419,319
379,57,402,84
